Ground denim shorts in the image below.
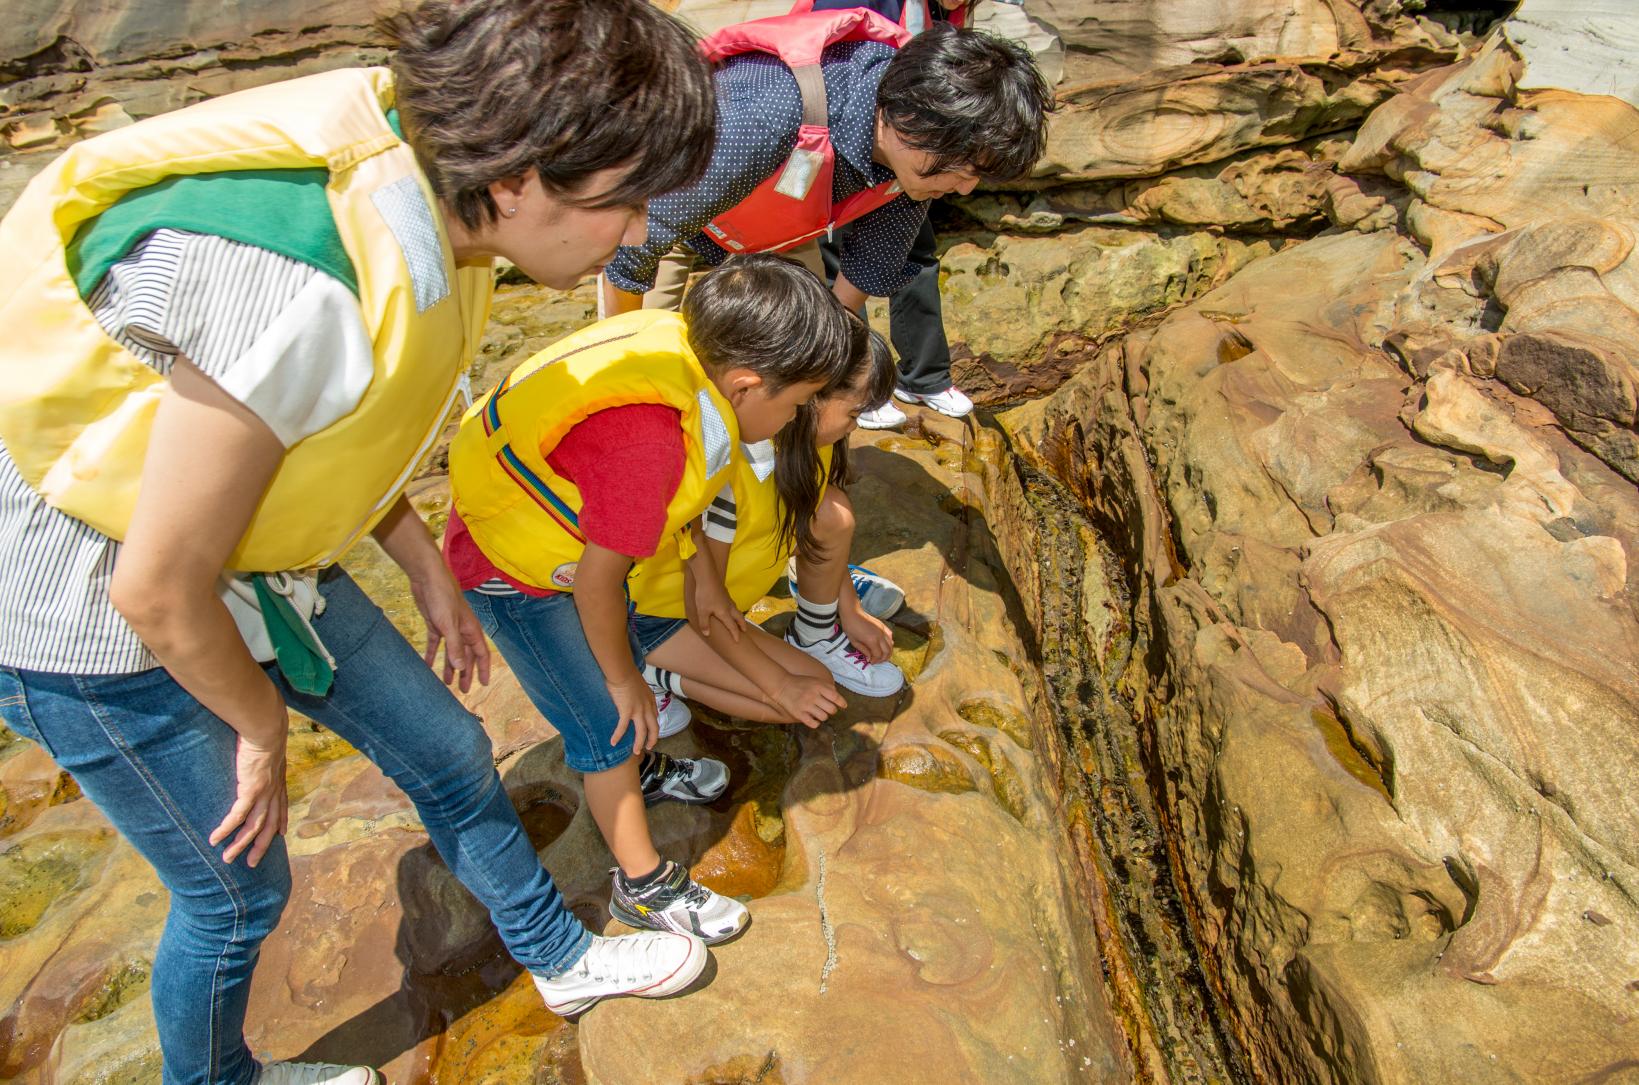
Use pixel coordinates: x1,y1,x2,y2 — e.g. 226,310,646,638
630,611,687,655
465,590,679,773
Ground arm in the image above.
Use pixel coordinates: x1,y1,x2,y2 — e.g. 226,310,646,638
833,272,868,314
372,496,490,692
683,525,744,642
599,274,645,317
833,197,928,301
573,542,659,751
838,571,894,663
679,573,846,727
108,358,290,867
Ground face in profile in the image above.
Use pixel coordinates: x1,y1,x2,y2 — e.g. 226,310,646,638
489,166,649,290
733,377,828,444
873,119,981,202
814,377,874,446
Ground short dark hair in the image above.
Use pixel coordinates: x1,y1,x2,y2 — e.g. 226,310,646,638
877,24,1054,183
382,0,715,230
682,254,856,393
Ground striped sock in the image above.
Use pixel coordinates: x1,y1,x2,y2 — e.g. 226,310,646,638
791,590,840,647
642,662,686,697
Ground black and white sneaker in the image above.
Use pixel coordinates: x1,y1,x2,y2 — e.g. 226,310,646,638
610,860,749,945
638,750,728,807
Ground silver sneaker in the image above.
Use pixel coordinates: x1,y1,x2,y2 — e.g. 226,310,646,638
255,1063,381,1085
639,750,728,806
610,859,750,945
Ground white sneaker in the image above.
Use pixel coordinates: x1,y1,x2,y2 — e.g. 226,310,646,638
255,1063,381,1085
610,859,750,945
532,929,707,1017
894,385,973,418
785,628,905,697
651,688,692,738
786,560,905,621
857,400,908,429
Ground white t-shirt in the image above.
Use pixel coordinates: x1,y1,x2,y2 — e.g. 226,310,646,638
0,228,374,673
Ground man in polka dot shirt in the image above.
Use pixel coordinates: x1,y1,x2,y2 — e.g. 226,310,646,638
599,19,1052,404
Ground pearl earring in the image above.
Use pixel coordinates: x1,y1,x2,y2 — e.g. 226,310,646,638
505,207,518,217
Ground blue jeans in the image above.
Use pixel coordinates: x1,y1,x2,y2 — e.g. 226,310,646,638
0,571,591,1085
464,591,682,774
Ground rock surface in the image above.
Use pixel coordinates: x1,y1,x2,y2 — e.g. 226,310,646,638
0,278,1120,1084
991,10,1639,1083
578,411,1124,1085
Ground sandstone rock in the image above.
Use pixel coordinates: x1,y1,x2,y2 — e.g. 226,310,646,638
1507,0,1639,107
995,58,1639,1079
1040,59,1407,184
938,225,1274,403
952,139,1349,235
2,0,374,71
579,412,1125,1085
1023,0,1467,87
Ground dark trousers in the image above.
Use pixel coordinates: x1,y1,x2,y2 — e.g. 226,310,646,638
821,213,953,394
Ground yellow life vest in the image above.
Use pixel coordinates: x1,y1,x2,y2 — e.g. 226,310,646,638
628,444,832,619
448,310,740,591
0,67,493,571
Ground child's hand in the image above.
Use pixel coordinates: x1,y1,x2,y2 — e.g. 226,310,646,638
771,675,847,728
693,576,744,644
607,673,660,752
840,604,894,664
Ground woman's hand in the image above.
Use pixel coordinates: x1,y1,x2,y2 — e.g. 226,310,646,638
770,674,847,728
839,601,894,664
372,496,491,692
209,720,289,868
607,673,660,752
409,564,491,692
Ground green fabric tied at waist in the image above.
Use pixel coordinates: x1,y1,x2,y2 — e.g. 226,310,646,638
252,574,334,696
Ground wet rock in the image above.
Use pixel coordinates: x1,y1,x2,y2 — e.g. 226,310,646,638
938,227,1274,403
0,741,78,839
993,11,1639,1079
1024,0,1471,88
578,412,1126,1085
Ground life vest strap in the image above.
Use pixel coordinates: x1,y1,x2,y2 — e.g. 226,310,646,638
792,63,828,129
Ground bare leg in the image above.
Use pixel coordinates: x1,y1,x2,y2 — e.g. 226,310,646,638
647,622,830,723
582,760,660,878
793,487,857,606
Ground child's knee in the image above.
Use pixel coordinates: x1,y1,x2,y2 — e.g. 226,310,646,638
812,489,855,545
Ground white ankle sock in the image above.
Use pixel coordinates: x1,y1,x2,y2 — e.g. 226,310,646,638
642,663,685,697
791,590,839,646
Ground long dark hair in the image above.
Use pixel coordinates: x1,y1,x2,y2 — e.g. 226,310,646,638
773,327,895,564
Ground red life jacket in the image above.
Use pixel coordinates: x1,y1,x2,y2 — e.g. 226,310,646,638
699,8,911,255
788,0,966,33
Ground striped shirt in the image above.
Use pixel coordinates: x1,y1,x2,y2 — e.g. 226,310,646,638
701,440,778,544
0,228,373,674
